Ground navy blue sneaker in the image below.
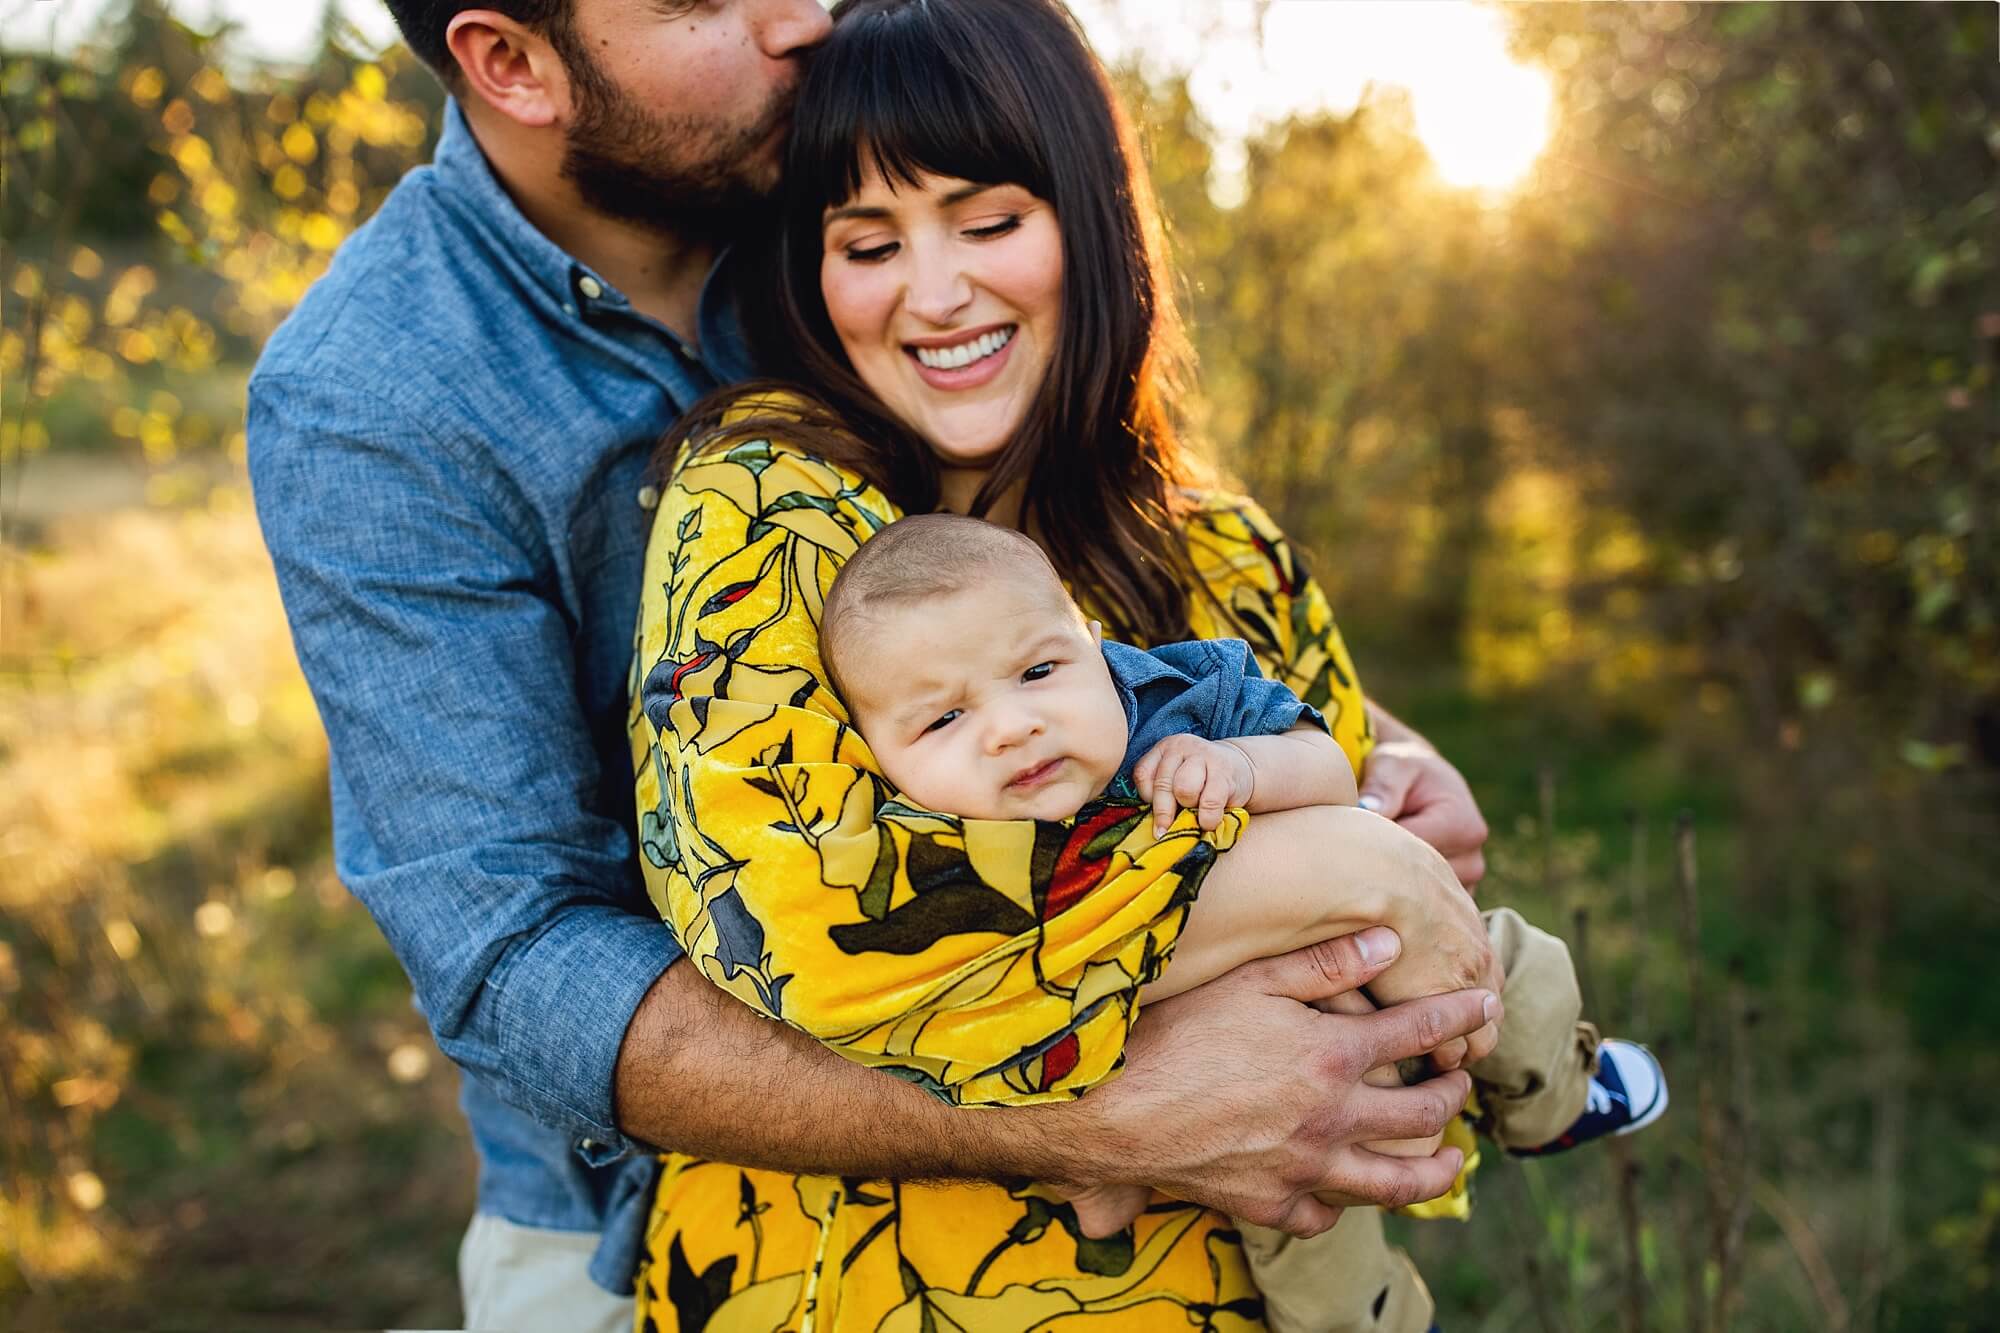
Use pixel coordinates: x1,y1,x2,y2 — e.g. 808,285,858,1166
1509,1038,1668,1157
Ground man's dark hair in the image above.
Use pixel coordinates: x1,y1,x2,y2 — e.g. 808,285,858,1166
381,1,578,81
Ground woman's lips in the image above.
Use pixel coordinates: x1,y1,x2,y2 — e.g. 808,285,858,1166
1006,757,1064,792
907,328,1016,391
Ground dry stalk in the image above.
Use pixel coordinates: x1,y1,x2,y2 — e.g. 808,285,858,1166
1673,813,1718,1333
1753,1176,1850,1331
1627,810,1648,1032
1710,965,1757,1327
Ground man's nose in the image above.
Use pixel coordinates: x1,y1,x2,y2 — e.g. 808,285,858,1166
756,0,833,58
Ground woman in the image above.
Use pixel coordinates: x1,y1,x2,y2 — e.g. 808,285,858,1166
627,0,1490,1327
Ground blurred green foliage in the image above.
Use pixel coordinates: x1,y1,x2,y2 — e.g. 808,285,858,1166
2,1,1995,1328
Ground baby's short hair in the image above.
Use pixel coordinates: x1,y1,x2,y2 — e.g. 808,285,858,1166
822,514,1072,703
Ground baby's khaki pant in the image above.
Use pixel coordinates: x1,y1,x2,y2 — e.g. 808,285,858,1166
1241,907,1601,1332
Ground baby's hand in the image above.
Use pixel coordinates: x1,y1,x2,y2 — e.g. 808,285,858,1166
1133,734,1255,836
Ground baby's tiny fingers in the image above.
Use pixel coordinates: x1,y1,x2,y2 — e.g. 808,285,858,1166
1172,758,1208,806
1197,779,1230,830
1150,758,1182,835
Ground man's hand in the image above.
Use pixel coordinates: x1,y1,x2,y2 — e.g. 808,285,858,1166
1058,927,1496,1239
1359,707,1489,891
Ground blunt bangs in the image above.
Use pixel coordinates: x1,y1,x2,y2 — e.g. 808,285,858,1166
789,0,1060,213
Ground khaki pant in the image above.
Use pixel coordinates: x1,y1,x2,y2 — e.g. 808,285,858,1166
456,1213,634,1333
1242,907,1600,1333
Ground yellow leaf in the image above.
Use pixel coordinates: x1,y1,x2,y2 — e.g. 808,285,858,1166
129,66,165,106
301,213,344,252
67,1171,106,1212
200,179,238,219
282,122,318,164
173,135,214,175
191,66,230,104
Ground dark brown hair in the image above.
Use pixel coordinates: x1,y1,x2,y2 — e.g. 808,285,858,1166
663,0,1205,646
381,0,578,82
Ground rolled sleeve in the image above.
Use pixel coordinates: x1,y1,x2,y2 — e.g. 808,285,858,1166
249,370,675,1155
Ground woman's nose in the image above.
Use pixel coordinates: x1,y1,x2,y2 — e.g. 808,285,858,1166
903,243,973,326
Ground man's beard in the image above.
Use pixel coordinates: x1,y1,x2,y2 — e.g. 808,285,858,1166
558,51,789,245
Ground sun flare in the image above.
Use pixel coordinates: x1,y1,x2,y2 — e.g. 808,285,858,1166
1410,51,1555,191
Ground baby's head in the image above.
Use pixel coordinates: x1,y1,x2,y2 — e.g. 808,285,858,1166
823,515,1129,820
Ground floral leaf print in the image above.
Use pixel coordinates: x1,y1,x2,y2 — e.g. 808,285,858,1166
664,1234,737,1333
708,886,766,980
829,883,1039,958
1053,1204,1136,1277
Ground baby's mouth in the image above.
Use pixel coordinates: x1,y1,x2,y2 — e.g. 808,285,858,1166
1006,757,1063,791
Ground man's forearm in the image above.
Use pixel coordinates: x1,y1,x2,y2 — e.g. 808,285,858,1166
614,961,1097,1184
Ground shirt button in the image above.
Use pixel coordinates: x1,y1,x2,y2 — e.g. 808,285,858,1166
579,1137,598,1152
636,485,661,510
577,275,604,300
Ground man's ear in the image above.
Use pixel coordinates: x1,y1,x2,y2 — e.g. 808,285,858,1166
445,10,571,129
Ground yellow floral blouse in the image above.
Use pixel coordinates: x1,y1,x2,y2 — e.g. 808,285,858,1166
625,414,1456,1331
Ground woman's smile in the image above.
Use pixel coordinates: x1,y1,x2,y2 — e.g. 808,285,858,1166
907,323,1017,386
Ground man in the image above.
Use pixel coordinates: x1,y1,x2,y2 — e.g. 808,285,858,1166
247,2,1497,1329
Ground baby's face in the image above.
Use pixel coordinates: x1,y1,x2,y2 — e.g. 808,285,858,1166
842,582,1129,821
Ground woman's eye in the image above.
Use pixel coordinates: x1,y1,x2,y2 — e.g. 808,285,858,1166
845,241,899,263
964,215,1022,240
923,709,961,734
1022,662,1055,683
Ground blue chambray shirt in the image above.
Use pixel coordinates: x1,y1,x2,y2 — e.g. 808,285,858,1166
1105,638,1328,776
247,100,752,1293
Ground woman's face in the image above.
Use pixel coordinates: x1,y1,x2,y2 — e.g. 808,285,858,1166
820,167,1063,472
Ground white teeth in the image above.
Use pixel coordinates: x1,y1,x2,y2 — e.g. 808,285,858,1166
914,326,1014,370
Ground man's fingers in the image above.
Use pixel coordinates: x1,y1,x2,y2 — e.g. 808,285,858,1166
1270,1193,1345,1240
1364,990,1498,1069
1447,850,1486,891
1246,929,1402,1004
1397,803,1488,861
1322,1146,1465,1214
1351,1074,1471,1143
1356,758,1418,821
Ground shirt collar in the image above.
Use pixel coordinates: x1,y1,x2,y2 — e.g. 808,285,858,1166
1100,639,1188,733
431,97,749,372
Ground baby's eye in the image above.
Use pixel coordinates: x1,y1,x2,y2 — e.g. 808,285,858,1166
923,709,961,734
1021,662,1055,683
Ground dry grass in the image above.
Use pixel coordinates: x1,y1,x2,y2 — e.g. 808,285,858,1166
1,475,471,1330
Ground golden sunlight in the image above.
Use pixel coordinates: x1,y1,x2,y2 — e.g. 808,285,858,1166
1076,1,1556,198
1405,36,1554,190
1258,1,1554,193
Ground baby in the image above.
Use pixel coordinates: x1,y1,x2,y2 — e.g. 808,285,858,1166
820,514,1666,1333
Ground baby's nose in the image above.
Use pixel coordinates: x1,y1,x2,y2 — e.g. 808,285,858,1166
984,706,1043,752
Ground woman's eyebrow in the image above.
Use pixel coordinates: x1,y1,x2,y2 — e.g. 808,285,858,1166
823,184,997,226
